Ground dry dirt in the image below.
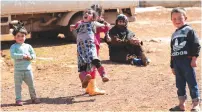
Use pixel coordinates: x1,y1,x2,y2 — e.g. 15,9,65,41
1,7,201,111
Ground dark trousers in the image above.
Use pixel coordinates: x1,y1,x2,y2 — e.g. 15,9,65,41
173,57,199,99
109,44,144,63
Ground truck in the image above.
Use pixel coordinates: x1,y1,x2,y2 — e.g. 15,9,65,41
1,0,138,41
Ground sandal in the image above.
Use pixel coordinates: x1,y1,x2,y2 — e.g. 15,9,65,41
169,106,185,111
191,107,200,112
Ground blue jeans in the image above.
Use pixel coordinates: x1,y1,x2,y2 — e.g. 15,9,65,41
173,57,199,100
14,70,36,101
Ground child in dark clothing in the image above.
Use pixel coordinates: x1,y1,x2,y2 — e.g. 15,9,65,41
169,8,201,112
105,14,150,66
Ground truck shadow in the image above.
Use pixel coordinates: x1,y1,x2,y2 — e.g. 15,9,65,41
1,36,75,50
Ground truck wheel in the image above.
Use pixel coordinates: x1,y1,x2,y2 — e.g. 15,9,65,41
63,12,83,42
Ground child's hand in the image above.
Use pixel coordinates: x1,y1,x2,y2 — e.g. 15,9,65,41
70,24,76,31
171,68,175,75
23,54,32,60
106,36,111,42
23,54,28,59
130,38,141,45
115,37,122,42
26,55,32,60
98,17,104,22
191,57,197,67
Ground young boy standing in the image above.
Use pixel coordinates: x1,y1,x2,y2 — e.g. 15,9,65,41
10,22,40,106
169,8,201,112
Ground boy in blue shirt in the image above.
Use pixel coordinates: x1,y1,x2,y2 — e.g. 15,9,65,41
10,22,40,106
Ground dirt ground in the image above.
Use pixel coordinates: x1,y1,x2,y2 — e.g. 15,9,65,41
1,7,201,111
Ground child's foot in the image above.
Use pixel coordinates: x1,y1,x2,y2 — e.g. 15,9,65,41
82,74,92,88
191,107,200,112
15,100,23,106
102,75,109,82
140,53,150,66
191,100,200,112
169,105,185,111
31,98,41,104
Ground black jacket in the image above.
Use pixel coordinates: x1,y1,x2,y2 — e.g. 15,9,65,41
170,24,201,68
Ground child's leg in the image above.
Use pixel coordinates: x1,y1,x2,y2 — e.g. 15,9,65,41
80,71,92,88
86,68,96,94
79,71,87,83
175,68,187,110
182,58,200,111
14,71,23,101
14,71,24,106
24,70,40,104
92,59,109,82
90,67,96,79
170,59,187,111
23,70,37,100
183,64,200,100
130,45,150,66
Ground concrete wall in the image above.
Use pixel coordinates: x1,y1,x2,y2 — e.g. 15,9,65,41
139,0,201,7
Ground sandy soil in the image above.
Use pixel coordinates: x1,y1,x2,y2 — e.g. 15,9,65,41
1,7,201,111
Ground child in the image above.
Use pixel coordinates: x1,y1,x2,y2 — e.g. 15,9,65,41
105,14,150,66
169,8,201,112
91,4,110,56
70,8,108,95
10,22,40,106
71,4,110,83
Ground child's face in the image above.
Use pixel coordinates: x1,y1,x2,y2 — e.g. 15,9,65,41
117,20,126,26
171,12,186,28
14,32,26,44
83,10,94,22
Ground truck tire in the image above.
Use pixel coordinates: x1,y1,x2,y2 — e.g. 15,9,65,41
63,12,83,42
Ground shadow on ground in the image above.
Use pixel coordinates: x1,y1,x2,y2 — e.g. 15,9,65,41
1,93,96,107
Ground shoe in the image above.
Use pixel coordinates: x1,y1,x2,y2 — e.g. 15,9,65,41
140,53,149,66
169,106,185,111
16,100,23,106
102,75,109,82
32,98,41,104
133,58,143,66
191,108,200,112
87,79,105,96
82,74,92,88
191,99,200,112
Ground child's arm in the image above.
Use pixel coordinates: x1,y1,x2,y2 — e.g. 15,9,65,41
10,45,26,59
188,30,201,67
107,28,122,44
28,45,36,60
129,36,143,45
94,21,106,28
127,30,143,45
70,20,82,31
188,30,201,57
70,24,76,31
